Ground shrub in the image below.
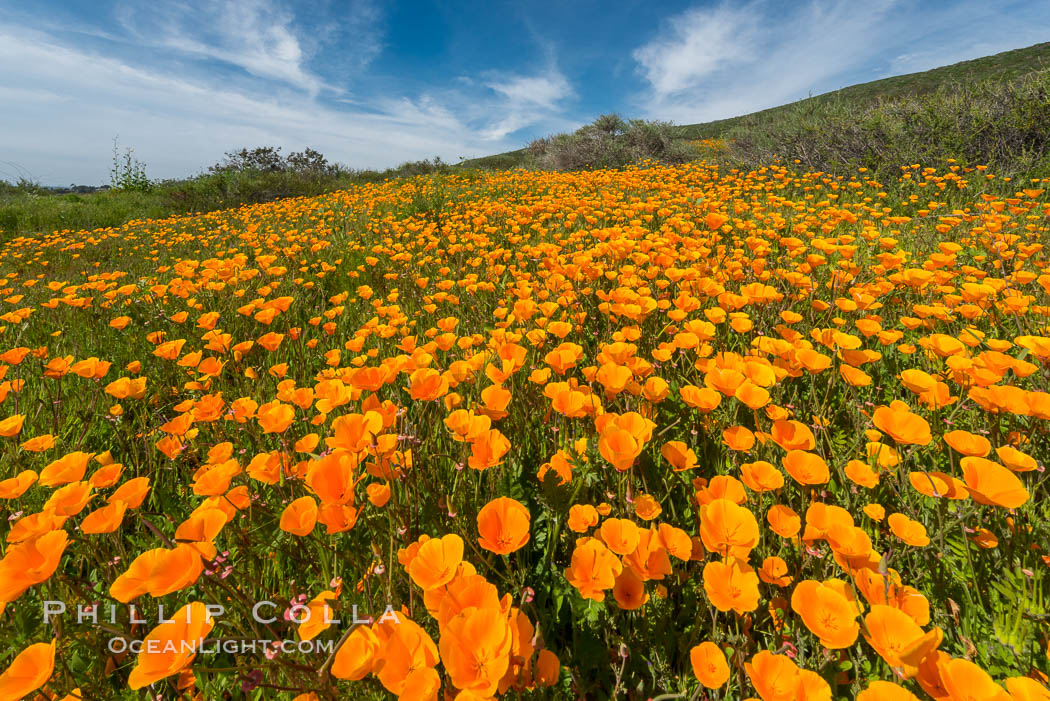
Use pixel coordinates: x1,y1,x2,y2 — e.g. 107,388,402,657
110,137,153,192
209,146,343,177
529,115,695,171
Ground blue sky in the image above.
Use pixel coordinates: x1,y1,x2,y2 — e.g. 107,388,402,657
1,0,1048,185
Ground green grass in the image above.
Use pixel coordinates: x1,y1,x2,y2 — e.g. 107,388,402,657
0,161,456,241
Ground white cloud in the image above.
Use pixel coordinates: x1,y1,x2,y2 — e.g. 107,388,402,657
632,4,759,99
486,72,572,109
113,0,377,96
478,71,574,140
0,24,571,184
631,0,906,123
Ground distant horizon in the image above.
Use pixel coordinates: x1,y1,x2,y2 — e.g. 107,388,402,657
3,0,1049,186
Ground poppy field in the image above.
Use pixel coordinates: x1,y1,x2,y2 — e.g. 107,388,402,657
0,159,1049,700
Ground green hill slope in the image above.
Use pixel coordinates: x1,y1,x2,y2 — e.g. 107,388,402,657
462,41,1050,169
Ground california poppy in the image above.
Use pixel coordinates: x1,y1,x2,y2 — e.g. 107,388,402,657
690,641,729,689
408,534,463,591
0,640,55,700
699,499,759,558
128,602,215,689
790,579,860,649
703,557,760,614
476,496,531,555
961,456,1029,508
280,496,319,536
564,538,622,601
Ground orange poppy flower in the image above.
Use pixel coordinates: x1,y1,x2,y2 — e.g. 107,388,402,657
782,450,830,485
191,459,241,496
110,476,151,509
961,456,1029,509
872,402,931,446
769,420,815,451
745,650,801,700
722,425,755,452
681,385,721,412
280,496,318,536
845,459,880,488
20,434,55,453
633,494,662,520
995,445,1037,472
740,460,784,492
374,617,440,697
306,451,360,506
331,625,380,681
468,428,511,471
39,451,93,487
80,500,128,534
567,504,599,533
1004,677,1050,701
939,659,1011,701
476,496,531,554
862,605,941,678
128,602,215,689
257,400,295,434
408,533,463,591
887,513,930,547
690,641,729,689
856,681,921,701
316,503,359,535
703,557,760,614
564,538,622,601
767,504,801,539
0,530,68,605
444,409,491,442
758,556,793,587
612,567,650,610
943,430,991,457
908,470,968,500
408,367,449,401
599,518,641,556
0,414,24,438
367,482,391,507
122,543,205,600
661,440,698,471
599,426,642,471
534,649,561,687
699,499,759,558
790,579,860,649
0,640,56,700
0,470,37,500
297,590,338,642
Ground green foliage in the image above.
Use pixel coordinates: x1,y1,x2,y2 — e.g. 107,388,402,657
526,115,695,171
110,136,153,193
209,145,341,177
725,70,1050,178
0,155,460,240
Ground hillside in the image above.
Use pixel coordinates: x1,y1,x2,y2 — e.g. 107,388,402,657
462,41,1050,169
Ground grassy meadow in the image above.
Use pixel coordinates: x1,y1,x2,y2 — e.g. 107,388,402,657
0,154,1048,700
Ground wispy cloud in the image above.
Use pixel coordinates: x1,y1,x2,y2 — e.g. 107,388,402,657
114,0,381,96
632,4,760,100
479,70,575,140
631,0,905,123
0,23,571,183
